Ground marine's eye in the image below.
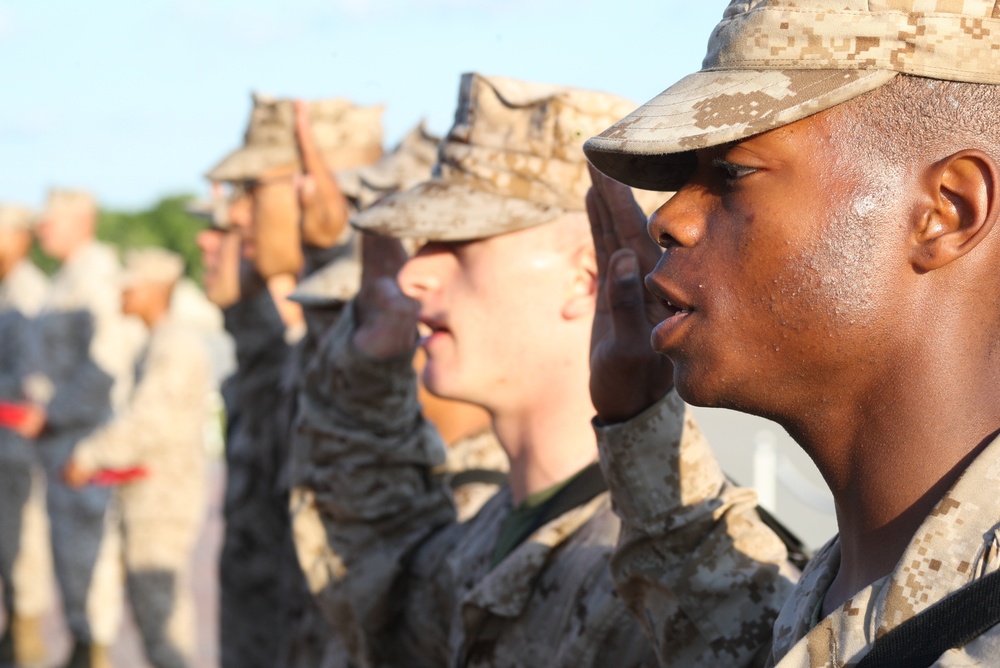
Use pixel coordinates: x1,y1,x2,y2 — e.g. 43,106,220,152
711,158,758,183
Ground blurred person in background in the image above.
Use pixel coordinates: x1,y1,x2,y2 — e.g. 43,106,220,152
204,92,383,668
27,189,144,668
63,248,209,668
0,204,52,667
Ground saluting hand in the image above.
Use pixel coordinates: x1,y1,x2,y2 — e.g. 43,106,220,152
293,100,351,248
587,163,675,424
352,233,419,360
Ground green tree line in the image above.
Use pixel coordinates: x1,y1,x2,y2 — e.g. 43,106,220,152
32,194,205,279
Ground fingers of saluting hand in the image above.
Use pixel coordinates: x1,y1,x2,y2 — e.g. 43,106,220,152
360,232,408,286
587,162,661,276
605,249,653,347
293,100,325,178
354,233,418,359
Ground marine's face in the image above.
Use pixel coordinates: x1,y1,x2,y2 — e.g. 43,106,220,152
36,204,92,261
0,228,31,278
246,165,299,257
645,108,908,416
120,283,151,318
397,224,572,410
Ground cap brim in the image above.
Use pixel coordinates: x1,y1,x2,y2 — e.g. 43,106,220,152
584,68,898,191
205,144,297,183
351,180,565,242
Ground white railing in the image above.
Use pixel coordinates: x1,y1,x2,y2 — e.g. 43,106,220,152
753,429,835,515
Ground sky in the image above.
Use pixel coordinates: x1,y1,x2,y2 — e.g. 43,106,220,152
0,1,722,209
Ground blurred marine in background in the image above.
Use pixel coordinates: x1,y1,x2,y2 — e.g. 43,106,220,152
28,189,144,668
204,93,383,668
0,204,52,667
63,248,210,668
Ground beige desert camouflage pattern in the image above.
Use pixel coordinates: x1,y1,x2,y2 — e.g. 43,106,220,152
70,315,209,668
120,246,185,287
585,0,1000,191
206,93,384,182
765,434,1000,667
0,265,54,624
337,121,441,211
595,390,800,667
352,72,665,241
30,240,144,646
292,306,657,667
287,239,507,662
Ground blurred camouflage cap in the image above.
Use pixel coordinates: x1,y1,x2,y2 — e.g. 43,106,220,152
206,93,384,183
184,188,237,232
122,247,185,287
287,239,360,307
585,0,1000,191
337,121,441,211
352,73,641,242
45,189,97,215
0,204,36,231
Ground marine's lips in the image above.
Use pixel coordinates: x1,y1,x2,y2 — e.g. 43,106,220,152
417,315,450,348
645,274,697,349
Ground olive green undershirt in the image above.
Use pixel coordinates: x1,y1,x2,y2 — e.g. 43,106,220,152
490,468,585,569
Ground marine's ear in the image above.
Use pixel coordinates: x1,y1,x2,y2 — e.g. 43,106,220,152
910,150,1000,272
562,239,598,321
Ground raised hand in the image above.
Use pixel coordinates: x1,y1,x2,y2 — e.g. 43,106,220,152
293,100,351,248
587,163,675,424
352,232,419,360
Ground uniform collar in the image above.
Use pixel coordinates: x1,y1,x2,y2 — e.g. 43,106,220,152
458,491,609,619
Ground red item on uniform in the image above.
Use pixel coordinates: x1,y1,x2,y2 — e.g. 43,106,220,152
0,401,31,429
89,467,150,487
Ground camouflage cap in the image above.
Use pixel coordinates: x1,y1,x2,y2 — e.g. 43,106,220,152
337,121,441,211
0,204,36,231
184,191,234,231
121,247,185,287
287,239,360,307
585,0,1000,191
45,189,97,215
352,73,641,242
206,93,384,183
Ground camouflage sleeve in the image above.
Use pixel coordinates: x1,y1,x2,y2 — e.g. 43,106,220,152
71,329,208,474
293,301,456,664
224,288,288,369
594,391,799,667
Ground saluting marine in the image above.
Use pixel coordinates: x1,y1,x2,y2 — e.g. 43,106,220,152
584,0,1000,665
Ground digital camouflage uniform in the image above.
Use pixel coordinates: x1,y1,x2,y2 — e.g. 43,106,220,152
0,205,53,665
294,304,655,668
767,430,1000,666
594,392,799,666
288,125,510,667
207,94,384,668
582,1,1000,666
218,287,296,668
69,250,209,668
31,235,144,650
289,73,706,668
